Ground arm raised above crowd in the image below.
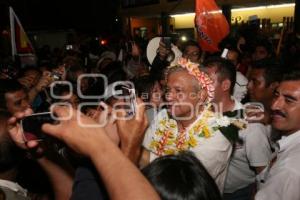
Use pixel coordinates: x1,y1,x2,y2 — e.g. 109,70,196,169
42,106,160,200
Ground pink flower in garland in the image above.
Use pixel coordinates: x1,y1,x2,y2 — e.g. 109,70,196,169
177,58,215,103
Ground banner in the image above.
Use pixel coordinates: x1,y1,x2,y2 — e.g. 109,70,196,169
9,7,35,61
194,0,230,52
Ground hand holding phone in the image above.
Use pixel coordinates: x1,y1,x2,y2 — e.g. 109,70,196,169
122,85,137,117
21,112,57,142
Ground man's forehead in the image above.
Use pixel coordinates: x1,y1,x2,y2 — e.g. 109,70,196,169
250,68,265,78
277,81,300,97
167,71,197,86
5,89,26,100
185,46,199,52
205,65,218,74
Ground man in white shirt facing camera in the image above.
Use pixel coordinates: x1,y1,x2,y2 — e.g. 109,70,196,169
255,68,300,200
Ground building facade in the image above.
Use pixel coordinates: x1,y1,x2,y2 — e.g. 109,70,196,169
119,0,295,40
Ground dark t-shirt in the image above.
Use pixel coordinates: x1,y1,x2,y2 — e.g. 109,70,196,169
71,164,108,200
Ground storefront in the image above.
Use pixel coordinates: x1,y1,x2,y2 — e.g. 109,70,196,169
121,2,295,40
171,3,295,28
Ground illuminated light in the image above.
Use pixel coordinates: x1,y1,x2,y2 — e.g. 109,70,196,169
267,3,295,9
232,6,266,12
181,36,187,41
231,3,295,12
115,18,119,22
278,23,284,27
171,13,195,17
171,11,221,17
100,40,107,45
170,3,295,17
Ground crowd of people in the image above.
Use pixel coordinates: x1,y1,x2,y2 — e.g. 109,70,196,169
0,22,300,200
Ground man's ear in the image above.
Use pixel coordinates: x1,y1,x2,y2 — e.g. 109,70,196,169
221,79,231,92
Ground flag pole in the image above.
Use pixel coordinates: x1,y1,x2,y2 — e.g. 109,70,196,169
9,7,16,61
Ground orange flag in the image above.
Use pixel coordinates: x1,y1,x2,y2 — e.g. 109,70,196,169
9,7,35,58
194,0,230,52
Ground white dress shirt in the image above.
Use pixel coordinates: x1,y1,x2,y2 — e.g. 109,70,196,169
255,130,300,200
224,99,272,193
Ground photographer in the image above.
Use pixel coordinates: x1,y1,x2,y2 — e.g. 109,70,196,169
7,99,160,200
6,108,73,200
149,39,172,80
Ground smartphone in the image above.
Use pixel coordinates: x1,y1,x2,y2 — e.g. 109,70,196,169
122,85,137,116
21,112,57,142
163,37,172,49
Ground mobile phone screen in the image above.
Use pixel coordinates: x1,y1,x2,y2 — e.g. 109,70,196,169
122,86,137,116
21,112,56,141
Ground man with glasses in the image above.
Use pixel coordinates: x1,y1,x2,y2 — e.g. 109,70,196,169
182,40,202,63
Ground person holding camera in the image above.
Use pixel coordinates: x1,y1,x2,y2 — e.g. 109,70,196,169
6,98,160,200
0,107,74,200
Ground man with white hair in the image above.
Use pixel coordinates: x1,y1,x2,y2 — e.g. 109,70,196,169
142,58,245,192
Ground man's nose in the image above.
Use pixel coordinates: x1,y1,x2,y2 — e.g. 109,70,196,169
271,96,283,111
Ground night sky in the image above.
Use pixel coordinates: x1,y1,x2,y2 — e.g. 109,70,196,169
0,0,120,33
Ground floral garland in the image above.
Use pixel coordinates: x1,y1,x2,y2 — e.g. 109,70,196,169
149,105,247,156
170,58,215,103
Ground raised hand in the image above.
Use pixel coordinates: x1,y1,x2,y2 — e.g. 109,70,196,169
158,39,171,60
115,98,148,163
42,106,108,157
7,108,39,149
86,102,120,145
